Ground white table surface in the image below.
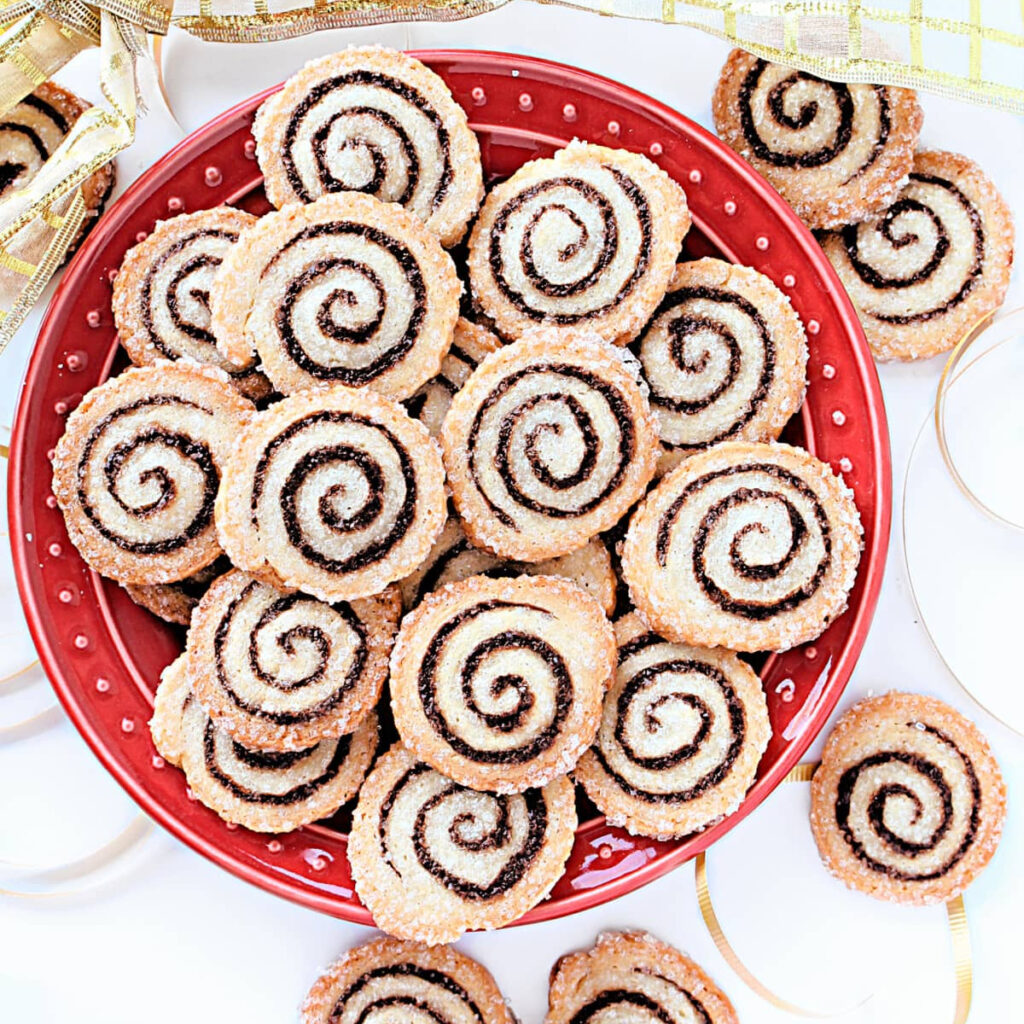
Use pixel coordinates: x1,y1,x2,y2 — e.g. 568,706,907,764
1,6,1021,1021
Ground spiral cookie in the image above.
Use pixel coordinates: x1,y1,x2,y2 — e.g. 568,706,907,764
0,81,115,251
442,330,660,562
712,50,922,230
468,141,690,345
810,693,1006,905
819,150,1015,361
546,931,738,1024
150,655,192,767
623,442,863,652
124,554,230,626
301,936,515,1024
216,386,446,603
186,569,400,751
398,511,617,616
633,258,807,473
405,318,501,437
574,613,770,839
52,363,253,586
210,192,460,401
390,574,615,793
255,47,483,248
349,743,577,943
113,207,272,401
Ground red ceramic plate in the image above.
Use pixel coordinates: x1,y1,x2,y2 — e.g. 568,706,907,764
9,51,890,924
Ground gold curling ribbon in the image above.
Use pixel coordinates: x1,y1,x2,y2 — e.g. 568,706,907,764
695,762,974,1022
0,2,1021,348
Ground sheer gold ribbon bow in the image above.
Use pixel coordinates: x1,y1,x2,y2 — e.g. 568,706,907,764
0,0,157,349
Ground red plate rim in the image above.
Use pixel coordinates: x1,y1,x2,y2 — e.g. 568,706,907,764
9,49,891,925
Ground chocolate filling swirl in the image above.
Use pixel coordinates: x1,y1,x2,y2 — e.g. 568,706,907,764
263,221,427,385
833,724,982,881
417,600,573,765
593,632,746,803
196,696,354,805
378,764,549,899
570,988,710,1024
838,172,985,324
635,285,775,449
211,579,369,725
77,396,219,554
738,58,890,179
251,409,417,574
332,963,487,1023
281,70,452,211
467,363,636,530
487,168,652,323
655,463,831,620
0,93,68,198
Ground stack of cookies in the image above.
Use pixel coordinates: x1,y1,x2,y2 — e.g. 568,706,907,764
52,44,878,945
713,49,1016,361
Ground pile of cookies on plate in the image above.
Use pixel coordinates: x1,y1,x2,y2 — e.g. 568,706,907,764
48,43,1005,949
713,49,1016,361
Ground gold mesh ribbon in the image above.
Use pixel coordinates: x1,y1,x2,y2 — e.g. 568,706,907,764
694,762,974,1022
0,0,1021,349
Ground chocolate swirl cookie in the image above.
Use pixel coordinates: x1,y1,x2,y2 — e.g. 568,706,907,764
113,207,272,401
468,141,690,345
712,50,922,230
820,150,1015,361
301,936,515,1024
210,192,460,401
124,554,231,626
574,613,771,839
632,258,807,473
0,81,115,253
216,386,446,603
405,318,501,437
349,743,577,943
397,510,617,616
810,693,1006,905
390,574,615,793
442,330,659,562
151,655,378,832
255,46,483,248
622,442,863,652
546,931,738,1024
186,569,400,751
52,363,253,585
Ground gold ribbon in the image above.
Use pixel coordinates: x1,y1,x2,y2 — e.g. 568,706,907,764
695,762,974,1022
0,1,1021,349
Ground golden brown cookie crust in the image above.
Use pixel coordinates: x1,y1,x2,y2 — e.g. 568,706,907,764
255,46,484,247
52,362,254,585
214,385,447,603
574,612,771,839
209,191,460,401
186,569,399,751
810,692,1006,905
820,150,1015,361
300,936,515,1024
390,574,615,793
632,258,807,474
622,441,863,652
546,930,739,1024
468,141,690,345
712,49,922,230
441,329,660,562
112,206,272,401
348,743,577,944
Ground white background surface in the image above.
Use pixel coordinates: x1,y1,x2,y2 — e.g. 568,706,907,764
1,5,1021,1021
